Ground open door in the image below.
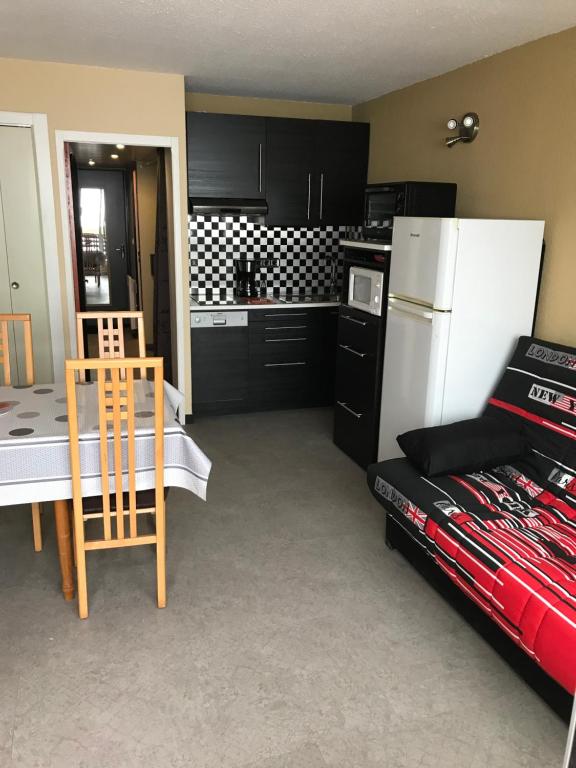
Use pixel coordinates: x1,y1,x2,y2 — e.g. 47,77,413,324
153,148,173,382
64,144,85,313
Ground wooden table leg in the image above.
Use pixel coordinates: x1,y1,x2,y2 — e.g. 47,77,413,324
54,499,75,601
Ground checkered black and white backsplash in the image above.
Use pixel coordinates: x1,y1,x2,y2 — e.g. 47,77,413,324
188,216,357,294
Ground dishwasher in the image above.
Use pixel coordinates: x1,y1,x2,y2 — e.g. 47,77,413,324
190,311,249,414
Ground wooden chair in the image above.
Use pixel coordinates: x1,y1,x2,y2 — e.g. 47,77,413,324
0,313,42,552
75,311,146,381
65,357,165,619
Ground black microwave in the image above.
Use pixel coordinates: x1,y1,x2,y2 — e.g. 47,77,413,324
363,181,457,241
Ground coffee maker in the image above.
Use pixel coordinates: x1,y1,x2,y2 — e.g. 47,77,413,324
234,258,278,298
234,258,260,298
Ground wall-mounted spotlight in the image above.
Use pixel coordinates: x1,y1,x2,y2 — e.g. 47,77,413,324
445,112,479,147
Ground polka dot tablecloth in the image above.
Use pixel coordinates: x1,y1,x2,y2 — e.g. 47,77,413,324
0,380,211,505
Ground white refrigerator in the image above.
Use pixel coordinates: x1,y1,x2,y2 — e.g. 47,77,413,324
378,216,545,461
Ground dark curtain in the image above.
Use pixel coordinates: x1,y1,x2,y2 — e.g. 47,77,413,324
153,148,173,382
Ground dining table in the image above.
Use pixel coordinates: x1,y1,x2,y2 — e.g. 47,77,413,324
0,378,212,600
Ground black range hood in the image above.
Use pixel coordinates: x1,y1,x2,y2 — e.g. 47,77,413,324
189,197,268,218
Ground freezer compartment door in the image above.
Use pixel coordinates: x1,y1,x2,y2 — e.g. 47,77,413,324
389,217,459,310
378,298,451,461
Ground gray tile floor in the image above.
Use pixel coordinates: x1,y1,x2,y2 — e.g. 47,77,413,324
0,408,568,767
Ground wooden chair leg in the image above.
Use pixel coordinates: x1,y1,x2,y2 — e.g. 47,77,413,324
76,544,89,620
156,517,166,609
31,503,42,552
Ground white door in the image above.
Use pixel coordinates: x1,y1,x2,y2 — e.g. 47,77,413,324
0,125,53,383
378,297,451,461
390,217,459,309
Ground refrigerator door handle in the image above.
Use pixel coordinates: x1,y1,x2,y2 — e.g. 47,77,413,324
388,300,434,322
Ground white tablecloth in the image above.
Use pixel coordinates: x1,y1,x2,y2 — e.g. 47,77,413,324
0,380,211,504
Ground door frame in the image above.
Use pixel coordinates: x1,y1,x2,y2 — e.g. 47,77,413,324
55,130,186,400
0,111,65,378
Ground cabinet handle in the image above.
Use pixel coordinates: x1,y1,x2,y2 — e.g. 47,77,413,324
265,337,307,343
258,143,262,193
319,172,324,220
264,313,308,317
337,401,363,419
264,325,307,330
339,343,366,358
307,172,311,220
265,361,307,367
341,314,367,327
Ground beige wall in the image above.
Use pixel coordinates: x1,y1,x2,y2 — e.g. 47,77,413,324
353,26,576,347
0,57,191,409
136,158,158,343
186,91,352,121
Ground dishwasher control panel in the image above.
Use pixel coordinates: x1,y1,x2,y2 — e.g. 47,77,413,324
191,311,248,328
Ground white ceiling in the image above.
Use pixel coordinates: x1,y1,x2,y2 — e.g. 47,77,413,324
2,1,576,104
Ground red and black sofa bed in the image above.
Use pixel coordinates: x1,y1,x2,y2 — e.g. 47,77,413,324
368,336,576,721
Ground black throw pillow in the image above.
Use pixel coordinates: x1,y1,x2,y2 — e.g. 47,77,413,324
397,416,528,477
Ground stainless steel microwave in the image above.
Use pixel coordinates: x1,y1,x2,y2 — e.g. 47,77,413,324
347,266,385,316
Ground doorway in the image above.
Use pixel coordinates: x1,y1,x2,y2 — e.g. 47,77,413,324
66,141,176,377
56,130,186,404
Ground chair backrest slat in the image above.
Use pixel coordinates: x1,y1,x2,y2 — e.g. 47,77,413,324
0,313,34,386
110,366,125,539
76,311,146,379
126,367,138,538
65,357,164,547
96,367,112,540
0,320,11,386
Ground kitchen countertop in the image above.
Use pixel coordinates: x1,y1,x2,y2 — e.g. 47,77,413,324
190,293,341,311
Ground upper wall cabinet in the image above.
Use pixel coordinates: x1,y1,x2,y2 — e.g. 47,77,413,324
265,119,317,228
186,113,266,199
265,118,369,227
315,121,369,226
185,112,370,226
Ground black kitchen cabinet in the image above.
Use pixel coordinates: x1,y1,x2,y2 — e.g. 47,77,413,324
185,112,369,226
264,119,317,227
249,307,328,410
191,307,338,416
265,117,369,227
186,113,265,199
316,121,369,226
333,306,386,468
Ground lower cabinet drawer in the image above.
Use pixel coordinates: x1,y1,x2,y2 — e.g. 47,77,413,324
333,399,377,469
334,345,377,407
250,337,319,363
249,309,315,326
